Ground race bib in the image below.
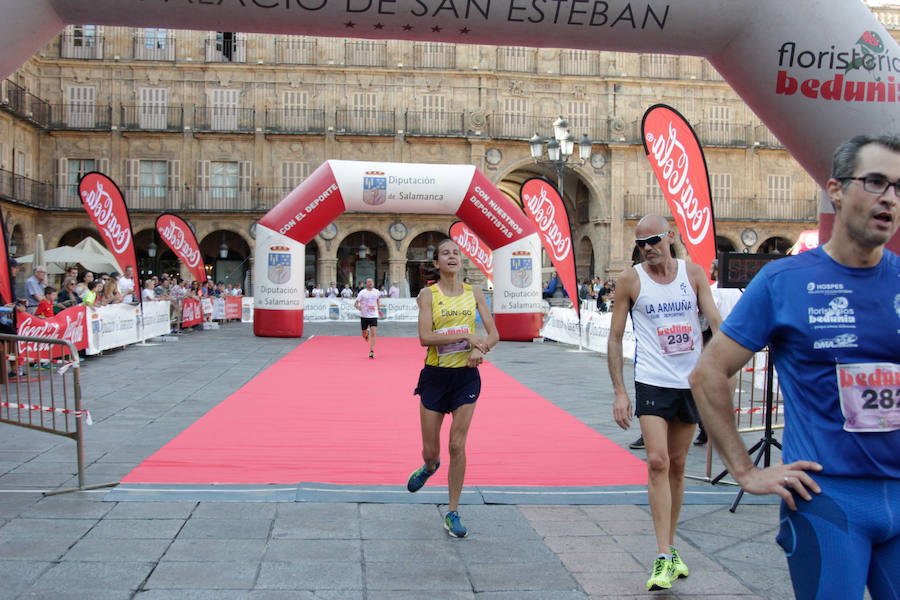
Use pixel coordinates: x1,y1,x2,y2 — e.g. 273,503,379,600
436,325,471,356
656,323,694,355
836,362,900,432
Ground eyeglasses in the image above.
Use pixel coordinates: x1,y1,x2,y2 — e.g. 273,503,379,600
838,174,900,197
635,232,668,248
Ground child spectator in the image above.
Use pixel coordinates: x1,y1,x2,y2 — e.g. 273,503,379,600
36,286,57,318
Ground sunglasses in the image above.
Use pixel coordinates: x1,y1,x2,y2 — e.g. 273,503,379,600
634,232,668,248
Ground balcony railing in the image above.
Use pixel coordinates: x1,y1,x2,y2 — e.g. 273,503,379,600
625,194,817,222
264,108,326,133
120,105,183,131
134,36,176,61
0,169,54,209
412,43,456,69
754,124,784,148
205,39,247,63
193,106,255,132
1,79,50,127
560,50,604,76
335,109,395,135
53,185,277,213
694,122,751,147
344,41,387,67
60,34,104,59
404,111,466,136
48,104,112,130
496,48,537,73
276,38,317,65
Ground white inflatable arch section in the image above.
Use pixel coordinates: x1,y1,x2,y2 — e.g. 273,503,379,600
254,161,543,339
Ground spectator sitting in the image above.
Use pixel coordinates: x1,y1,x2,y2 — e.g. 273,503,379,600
56,278,82,308
35,286,57,318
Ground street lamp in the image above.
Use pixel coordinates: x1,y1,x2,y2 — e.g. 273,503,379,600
530,115,592,203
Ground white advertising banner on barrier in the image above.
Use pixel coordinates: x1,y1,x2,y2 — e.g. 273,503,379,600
212,298,227,321
541,308,636,361
241,297,254,323
302,298,419,322
141,301,171,340
86,303,141,355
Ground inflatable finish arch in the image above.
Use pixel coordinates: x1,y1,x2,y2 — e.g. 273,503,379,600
254,161,543,339
2,2,899,257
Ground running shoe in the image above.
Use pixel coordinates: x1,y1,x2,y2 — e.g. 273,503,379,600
406,461,439,492
444,510,468,538
693,429,708,446
629,435,645,450
646,557,674,591
670,547,689,578
369,351,374,359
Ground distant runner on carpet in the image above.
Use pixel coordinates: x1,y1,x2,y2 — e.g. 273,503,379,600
406,239,498,538
355,277,382,358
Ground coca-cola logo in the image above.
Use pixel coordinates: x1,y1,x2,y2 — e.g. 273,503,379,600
523,185,571,262
452,227,493,274
160,220,201,268
183,301,202,322
17,310,86,354
81,180,132,254
645,122,712,246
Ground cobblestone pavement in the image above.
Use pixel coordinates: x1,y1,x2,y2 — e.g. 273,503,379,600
0,320,796,599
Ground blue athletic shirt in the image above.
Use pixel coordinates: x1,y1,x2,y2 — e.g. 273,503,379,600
721,247,900,480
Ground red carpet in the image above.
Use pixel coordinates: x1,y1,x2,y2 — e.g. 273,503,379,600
122,336,646,486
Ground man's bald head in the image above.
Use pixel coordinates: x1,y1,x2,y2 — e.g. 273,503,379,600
635,214,669,237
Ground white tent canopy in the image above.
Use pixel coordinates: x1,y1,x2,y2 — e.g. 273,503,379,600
17,237,121,275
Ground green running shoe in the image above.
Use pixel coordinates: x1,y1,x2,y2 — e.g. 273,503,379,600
443,510,468,538
646,557,674,591
670,546,689,578
406,461,439,492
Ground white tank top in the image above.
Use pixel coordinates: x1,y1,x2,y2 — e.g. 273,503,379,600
631,259,702,389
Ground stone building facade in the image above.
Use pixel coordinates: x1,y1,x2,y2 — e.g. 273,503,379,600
1,8,897,294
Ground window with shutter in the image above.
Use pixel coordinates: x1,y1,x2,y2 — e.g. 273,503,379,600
281,162,311,193
502,97,527,138
210,161,239,209
710,173,732,203
767,175,791,203
66,158,96,208
567,101,591,139
421,95,446,134
67,86,96,128
139,160,168,208
708,105,731,144
139,88,168,130
283,90,309,130
351,93,377,131
210,89,239,130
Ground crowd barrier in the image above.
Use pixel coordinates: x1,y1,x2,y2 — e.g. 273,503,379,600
0,333,115,494
540,306,784,483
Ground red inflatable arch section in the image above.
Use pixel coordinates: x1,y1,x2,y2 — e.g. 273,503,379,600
2,1,898,252
253,161,543,340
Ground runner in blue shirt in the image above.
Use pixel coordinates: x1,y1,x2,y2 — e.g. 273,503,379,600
690,135,900,600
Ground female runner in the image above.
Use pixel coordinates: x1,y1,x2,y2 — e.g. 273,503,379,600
406,239,499,538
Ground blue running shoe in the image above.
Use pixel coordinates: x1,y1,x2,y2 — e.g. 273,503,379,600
444,510,468,538
406,461,439,492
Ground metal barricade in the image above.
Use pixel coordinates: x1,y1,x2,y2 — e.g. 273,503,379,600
0,333,114,495
688,349,784,483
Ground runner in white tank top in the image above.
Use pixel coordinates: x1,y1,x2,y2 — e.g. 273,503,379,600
606,214,722,592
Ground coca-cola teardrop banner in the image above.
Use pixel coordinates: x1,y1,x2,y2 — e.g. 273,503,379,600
520,177,579,317
449,221,493,284
641,105,717,280
78,172,138,277
156,213,207,283
0,210,14,305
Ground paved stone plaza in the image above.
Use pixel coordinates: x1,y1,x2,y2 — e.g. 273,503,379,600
0,321,795,599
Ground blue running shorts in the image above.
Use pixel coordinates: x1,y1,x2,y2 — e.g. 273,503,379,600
414,365,480,414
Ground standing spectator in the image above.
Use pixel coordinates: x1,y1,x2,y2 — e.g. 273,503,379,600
378,284,387,297
63,265,78,287
25,265,47,312
326,282,339,298
141,279,158,302
75,271,94,297
100,279,122,304
57,278,82,308
311,282,325,298
118,266,135,302
340,284,353,298
35,286,58,318
389,281,400,298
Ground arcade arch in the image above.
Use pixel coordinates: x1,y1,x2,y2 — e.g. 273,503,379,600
199,230,251,286
337,231,389,291
406,230,447,297
758,236,792,255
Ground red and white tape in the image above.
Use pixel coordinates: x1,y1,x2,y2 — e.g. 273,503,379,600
734,406,784,415
1,401,92,425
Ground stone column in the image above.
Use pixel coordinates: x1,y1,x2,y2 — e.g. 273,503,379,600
318,257,337,287
606,143,629,277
